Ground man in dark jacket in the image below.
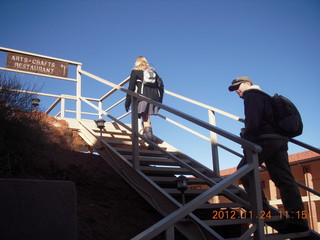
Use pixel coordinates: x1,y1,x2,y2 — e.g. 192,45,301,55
228,76,309,233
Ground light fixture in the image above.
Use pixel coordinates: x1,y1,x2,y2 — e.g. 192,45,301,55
95,118,106,130
31,97,40,110
176,175,189,205
94,118,106,149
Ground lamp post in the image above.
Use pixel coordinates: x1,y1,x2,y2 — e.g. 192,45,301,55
176,175,188,205
31,97,40,111
94,118,106,149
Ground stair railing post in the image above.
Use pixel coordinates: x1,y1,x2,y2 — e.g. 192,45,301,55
165,226,175,240
131,95,140,170
245,148,264,240
208,110,220,176
61,97,65,119
76,64,82,120
98,101,103,119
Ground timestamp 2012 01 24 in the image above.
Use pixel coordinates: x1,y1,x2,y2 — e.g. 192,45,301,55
212,210,308,220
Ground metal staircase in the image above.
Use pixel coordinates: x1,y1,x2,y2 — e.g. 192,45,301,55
1,47,319,239
65,116,319,240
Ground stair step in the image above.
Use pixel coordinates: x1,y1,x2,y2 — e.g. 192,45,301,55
149,176,215,184
140,166,205,175
199,202,244,209
107,138,167,147
165,188,206,195
227,230,310,240
94,129,131,136
164,188,239,195
102,132,131,138
101,135,133,143
125,156,186,166
264,231,310,240
114,147,176,156
203,218,251,226
107,141,166,151
106,139,143,147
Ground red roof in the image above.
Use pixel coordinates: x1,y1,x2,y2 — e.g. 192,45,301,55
220,167,237,177
220,150,320,176
288,149,320,164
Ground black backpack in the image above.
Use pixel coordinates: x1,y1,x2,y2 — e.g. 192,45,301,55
156,73,164,103
270,94,303,138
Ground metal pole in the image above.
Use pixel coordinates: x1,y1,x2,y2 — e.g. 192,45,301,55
181,192,186,206
245,149,264,239
304,166,315,230
61,98,65,119
208,110,220,176
131,96,140,170
98,101,103,119
165,226,175,240
76,64,82,120
100,129,103,149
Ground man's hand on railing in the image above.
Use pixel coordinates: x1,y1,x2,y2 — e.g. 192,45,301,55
240,128,245,138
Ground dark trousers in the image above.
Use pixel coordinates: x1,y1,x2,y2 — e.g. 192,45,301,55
237,138,305,214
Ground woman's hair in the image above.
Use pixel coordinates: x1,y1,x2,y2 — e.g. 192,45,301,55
133,56,151,70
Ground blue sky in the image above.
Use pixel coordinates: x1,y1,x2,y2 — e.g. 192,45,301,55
1,0,319,170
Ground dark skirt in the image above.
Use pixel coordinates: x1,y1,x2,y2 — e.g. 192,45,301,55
138,101,159,115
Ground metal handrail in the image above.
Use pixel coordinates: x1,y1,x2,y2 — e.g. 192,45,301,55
164,89,320,154
99,77,129,102
164,91,320,198
290,138,320,154
164,89,245,123
78,94,265,238
131,162,258,240
76,69,320,238
157,113,243,158
79,69,319,166
79,96,246,192
81,73,319,162
79,69,261,152
78,70,267,238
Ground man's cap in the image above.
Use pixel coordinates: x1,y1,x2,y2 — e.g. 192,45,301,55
228,76,252,91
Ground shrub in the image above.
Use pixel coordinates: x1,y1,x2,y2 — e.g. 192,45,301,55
0,73,83,177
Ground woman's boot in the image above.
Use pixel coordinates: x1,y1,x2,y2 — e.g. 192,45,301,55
143,126,155,149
